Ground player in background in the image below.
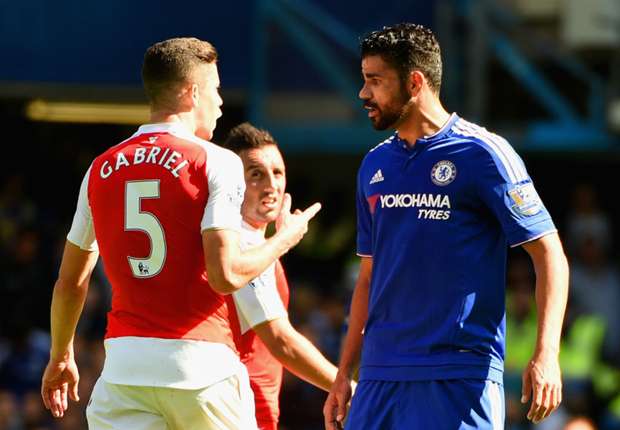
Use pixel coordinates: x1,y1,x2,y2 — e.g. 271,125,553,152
222,123,344,430
40,37,320,430
324,23,569,429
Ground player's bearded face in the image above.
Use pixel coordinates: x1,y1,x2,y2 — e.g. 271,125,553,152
360,55,413,130
364,83,411,130
240,145,286,229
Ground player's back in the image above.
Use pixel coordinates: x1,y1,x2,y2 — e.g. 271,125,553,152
87,123,233,347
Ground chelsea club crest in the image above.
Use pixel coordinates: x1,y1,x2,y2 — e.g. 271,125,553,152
431,160,457,186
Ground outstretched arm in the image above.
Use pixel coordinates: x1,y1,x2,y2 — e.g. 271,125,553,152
521,232,569,424
41,241,98,418
203,194,321,294
254,318,338,392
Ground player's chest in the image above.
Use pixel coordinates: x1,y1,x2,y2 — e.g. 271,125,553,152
364,153,466,222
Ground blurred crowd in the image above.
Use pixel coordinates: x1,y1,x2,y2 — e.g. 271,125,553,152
0,167,354,430
1,169,619,429
505,184,620,430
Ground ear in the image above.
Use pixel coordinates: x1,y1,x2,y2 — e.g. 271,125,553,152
410,70,425,97
177,82,198,109
190,83,200,107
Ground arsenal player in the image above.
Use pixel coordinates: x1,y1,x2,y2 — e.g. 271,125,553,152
40,37,320,430
223,123,343,430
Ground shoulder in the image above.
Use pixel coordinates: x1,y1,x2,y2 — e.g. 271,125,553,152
449,117,527,184
194,140,243,178
368,134,396,154
177,133,242,168
360,134,396,173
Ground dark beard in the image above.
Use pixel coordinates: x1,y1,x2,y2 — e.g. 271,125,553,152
371,106,404,130
369,87,411,131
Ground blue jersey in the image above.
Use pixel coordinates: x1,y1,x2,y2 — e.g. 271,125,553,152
356,114,556,384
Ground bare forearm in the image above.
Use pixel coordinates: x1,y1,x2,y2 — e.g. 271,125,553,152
338,259,371,377
271,330,338,392
524,234,569,358
50,279,89,360
338,288,367,377
49,242,98,360
230,235,290,287
534,258,568,356
204,229,301,294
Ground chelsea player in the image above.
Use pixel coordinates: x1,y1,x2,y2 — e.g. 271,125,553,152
324,23,569,430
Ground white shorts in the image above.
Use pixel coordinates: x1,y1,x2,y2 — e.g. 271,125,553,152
86,368,257,430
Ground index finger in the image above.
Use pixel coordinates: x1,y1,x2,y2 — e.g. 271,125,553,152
302,202,322,221
527,382,544,421
281,193,292,215
41,387,51,410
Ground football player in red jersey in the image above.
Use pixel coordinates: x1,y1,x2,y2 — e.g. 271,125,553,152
40,38,320,430
223,123,346,430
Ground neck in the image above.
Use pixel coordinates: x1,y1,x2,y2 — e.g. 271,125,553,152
150,110,197,134
243,219,268,236
396,96,451,145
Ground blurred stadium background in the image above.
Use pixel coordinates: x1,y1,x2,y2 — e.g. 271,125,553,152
1,0,619,429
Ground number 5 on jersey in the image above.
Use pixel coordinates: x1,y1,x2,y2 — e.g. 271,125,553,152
125,180,166,278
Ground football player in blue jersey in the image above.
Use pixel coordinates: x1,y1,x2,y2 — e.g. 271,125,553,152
324,23,569,430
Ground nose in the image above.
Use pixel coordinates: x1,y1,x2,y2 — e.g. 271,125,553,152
266,172,278,190
359,83,370,100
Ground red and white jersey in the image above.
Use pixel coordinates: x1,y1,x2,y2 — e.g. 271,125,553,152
67,122,246,389
227,223,290,429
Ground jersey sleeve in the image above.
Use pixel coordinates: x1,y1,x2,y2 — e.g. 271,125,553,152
356,165,373,256
475,144,556,247
201,148,245,232
232,263,288,334
66,166,98,251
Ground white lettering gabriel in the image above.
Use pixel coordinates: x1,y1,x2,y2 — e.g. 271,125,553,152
100,146,189,180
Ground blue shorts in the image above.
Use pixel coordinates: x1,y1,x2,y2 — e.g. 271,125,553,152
345,379,505,430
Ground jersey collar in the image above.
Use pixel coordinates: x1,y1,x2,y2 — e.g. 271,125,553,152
422,112,459,142
392,113,459,152
132,122,195,140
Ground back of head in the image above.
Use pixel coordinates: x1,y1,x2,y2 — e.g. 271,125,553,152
361,23,442,94
142,37,218,110
223,122,278,155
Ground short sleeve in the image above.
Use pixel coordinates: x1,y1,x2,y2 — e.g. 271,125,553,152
201,148,245,232
475,145,556,247
232,263,287,334
67,166,99,251
356,166,373,256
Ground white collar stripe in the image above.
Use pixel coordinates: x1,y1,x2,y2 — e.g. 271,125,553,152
452,122,518,183
458,119,527,180
452,121,525,184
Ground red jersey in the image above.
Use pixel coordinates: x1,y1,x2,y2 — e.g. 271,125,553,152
67,122,246,388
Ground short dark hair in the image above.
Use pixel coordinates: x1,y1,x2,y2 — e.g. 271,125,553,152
142,37,218,109
223,122,278,155
361,23,442,94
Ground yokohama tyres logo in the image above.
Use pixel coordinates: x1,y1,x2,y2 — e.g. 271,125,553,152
379,193,451,209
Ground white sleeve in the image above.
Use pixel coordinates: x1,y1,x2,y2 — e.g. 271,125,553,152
66,166,98,251
232,263,288,334
200,147,245,232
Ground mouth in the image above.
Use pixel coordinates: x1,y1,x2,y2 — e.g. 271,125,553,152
364,104,379,118
261,196,280,210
